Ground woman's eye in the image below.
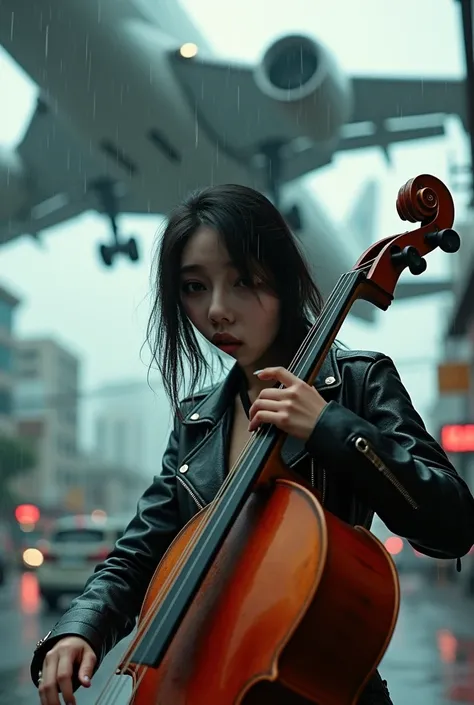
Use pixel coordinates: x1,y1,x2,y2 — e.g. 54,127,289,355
181,281,205,294
236,277,260,288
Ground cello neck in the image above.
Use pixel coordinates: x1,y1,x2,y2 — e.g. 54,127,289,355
289,269,365,385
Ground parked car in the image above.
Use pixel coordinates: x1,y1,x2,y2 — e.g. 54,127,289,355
0,546,7,586
36,514,128,610
0,522,15,585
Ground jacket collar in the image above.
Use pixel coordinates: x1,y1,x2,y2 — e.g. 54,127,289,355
182,345,342,427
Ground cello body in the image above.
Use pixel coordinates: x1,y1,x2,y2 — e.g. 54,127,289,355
123,476,399,705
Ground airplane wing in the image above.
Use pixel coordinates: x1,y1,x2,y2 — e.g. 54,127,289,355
395,280,453,298
339,76,467,152
170,51,466,183
0,99,135,244
285,77,468,179
267,77,467,182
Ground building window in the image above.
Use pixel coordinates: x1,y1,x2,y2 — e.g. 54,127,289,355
18,367,38,379
66,408,77,426
0,345,12,372
13,380,45,415
18,348,39,378
0,389,12,414
20,349,38,362
0,301,13,331
57,436,76,456
115,420,126,462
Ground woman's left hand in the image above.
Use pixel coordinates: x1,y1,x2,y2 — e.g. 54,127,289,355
248,367,328,441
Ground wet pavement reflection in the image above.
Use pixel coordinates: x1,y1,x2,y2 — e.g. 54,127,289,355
0,570,472,704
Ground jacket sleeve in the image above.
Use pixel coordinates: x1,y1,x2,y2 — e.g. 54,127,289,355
30,416,182,689
305,354,474,559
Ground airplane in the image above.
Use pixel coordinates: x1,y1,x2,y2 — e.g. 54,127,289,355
0,0,466,321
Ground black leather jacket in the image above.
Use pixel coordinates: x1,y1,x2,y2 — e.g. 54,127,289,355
31,347,474,703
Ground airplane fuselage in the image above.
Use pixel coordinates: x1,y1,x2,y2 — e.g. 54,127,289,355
0,0,369,300
0,0,256,212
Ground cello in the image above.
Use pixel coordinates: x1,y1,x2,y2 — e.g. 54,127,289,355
95,174,460,705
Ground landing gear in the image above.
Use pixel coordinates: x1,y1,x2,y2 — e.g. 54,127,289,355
260,140,284,209
99,237,139,267
260,140,302,232
92,178,140,267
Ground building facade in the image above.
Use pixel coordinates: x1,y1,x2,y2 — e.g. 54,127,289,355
435,218,474,488
91,379,173,479
430,216,474,595
13,338,80,508
67,456,147,517
0,284,20,434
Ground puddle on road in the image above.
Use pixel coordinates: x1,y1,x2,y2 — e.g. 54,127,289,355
0,662,33,704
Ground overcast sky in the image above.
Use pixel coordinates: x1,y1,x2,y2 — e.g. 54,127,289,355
0,0,469,429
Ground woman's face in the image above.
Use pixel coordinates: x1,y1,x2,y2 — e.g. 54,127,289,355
179,226,281,370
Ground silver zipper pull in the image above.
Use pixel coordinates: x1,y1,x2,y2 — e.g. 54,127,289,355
36,630,52,648
353,436,418,509
355,437,369,453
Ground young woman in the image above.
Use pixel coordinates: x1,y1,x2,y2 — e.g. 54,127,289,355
32,184,474,705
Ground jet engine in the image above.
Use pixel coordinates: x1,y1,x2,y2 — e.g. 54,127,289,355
0,147,29,221
254,35,353,142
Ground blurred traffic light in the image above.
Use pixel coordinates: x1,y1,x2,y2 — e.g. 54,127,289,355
15,504,40,525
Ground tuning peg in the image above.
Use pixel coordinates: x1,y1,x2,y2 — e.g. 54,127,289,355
391,245,427,276
425,228,460,253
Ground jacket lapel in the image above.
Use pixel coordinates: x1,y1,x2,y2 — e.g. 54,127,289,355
178,365,240,506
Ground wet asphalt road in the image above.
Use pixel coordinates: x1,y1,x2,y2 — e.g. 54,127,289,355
1,570,473,704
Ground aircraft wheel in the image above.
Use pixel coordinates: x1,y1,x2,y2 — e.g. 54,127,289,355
128,237,139,262
100,244,113,267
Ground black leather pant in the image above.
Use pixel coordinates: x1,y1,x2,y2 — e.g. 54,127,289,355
358,674,393,705
242,672,393,704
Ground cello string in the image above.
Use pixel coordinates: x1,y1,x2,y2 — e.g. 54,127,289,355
95,272,356,705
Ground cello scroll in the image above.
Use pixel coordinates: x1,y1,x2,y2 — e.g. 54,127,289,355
355,174,460,310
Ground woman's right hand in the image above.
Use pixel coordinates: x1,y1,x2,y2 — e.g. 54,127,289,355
38,635,96,705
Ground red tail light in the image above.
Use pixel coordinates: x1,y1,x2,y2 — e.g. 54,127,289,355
89,549,110,562
384,536,404,556
42,551,57,563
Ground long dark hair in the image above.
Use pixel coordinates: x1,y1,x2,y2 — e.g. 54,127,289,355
146,184,324,415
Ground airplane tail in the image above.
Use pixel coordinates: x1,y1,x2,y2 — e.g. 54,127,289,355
280,179,377,323
345,179,379,250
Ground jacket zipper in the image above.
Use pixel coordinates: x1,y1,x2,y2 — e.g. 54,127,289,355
36,630,52,649
177,475,205,510
352,436,419,510
179,451,325,512
310,458,326,505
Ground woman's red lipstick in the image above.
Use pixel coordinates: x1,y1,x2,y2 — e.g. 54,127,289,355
212,333,242,354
